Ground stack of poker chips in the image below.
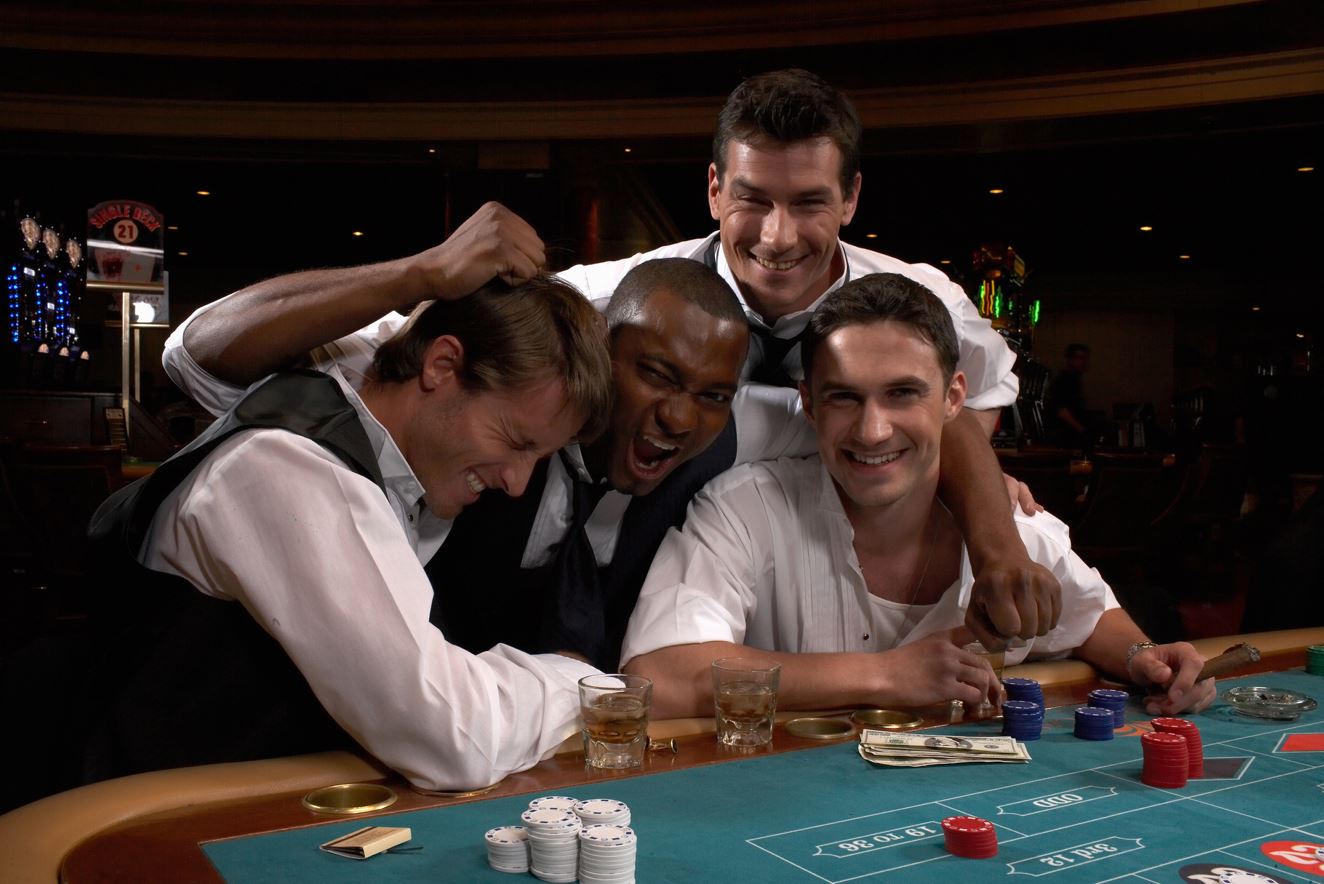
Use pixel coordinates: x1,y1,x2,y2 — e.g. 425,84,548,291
577,824,638,884
484,826,531,873
1308,645,1324,676
1087,688,1129,728
1002,677,1044,707
1151,717,1204,779
1001,700,1045,741
573,798,632,827
519,808,583,882
1140,731,1189,788
1073,706,1116,740
941,816,998,858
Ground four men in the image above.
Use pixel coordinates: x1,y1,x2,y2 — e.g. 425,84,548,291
36,68,1213,797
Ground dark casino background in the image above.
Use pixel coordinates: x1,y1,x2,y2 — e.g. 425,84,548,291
1,0,1322,649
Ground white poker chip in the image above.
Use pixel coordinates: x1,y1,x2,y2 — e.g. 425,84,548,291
528,795,579,812
484,825,529,845
521,808,582,828
574,798,631,817
579,824,637,845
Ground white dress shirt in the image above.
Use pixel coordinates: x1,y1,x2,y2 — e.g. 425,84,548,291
163,308,817,570
141,361,597,791
619,455,1118,667
557,233,1019,411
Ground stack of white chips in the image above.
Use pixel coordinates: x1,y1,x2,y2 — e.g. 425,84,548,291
572,798,631,827
519,808,582,883
483,826,531,873
485,795,637,880
577,824,638,884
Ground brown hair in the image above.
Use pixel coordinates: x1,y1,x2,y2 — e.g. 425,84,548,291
372,274,613,441
713,68,863,200
801,273,959,386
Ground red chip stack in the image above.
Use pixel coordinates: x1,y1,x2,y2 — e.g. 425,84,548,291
1151,717,1204,779
942,816,998,858
1140,731,1189,788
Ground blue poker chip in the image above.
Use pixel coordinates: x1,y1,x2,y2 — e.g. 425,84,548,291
1003,677,1045,703
1001,700,1045,720
1088,688,1129,727
1073,706,1116,740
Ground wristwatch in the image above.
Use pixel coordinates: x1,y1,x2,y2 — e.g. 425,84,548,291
1125,640,1158,672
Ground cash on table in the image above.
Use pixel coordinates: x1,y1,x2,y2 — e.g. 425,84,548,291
857,730,1032,767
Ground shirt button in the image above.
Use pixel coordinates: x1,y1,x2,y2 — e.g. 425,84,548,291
407,513,414,523
863,634,870,641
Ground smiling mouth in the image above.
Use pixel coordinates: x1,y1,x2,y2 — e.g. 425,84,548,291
751,254,806,272
846,450,902,466
630,433,682,476
465,470,487,494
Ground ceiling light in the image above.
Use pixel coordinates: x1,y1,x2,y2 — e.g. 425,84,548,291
1297,333,1306,339
1179,254,1191,260
177,250,189,256
939,259,952,265
195,190,210,196
352,231,364,237
623,147,632,153
1251,306,1262,312
1139,226,1153,232
427,148,436,154
167,225,179,231
865,233,878,239
1298,166,1314,172
988,188,1004,195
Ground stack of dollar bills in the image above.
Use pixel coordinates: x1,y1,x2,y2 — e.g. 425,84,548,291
858,730,1032,767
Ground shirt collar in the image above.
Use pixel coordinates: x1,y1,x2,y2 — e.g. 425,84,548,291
711,232,851,337
314,358,428,511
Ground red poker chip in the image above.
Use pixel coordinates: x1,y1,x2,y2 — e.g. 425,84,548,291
1150,719,1204,777
942,816,998,858
1141,732,1190,787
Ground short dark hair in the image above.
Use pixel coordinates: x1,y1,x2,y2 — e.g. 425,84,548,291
372,274,613,442
604,258,748,338
713,68,862,200
801,273,959,386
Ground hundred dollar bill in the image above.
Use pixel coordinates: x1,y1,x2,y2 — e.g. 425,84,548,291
860,731,1024,756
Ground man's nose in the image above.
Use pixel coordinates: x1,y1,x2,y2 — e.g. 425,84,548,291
656,393,699,436
761,204,797,254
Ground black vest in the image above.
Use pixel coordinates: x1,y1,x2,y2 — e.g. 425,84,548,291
428,418,738,672
76,370,386,783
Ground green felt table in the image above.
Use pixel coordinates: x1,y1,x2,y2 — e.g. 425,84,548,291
202,670,1324,884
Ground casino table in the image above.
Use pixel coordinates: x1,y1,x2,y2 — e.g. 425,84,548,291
5,628,1321,884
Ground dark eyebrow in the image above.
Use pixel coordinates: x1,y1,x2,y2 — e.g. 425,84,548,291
731,177,834,202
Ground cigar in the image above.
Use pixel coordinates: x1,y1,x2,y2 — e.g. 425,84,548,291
1196,643,1261,682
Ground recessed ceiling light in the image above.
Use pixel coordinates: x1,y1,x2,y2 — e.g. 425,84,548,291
167,225,179,231
865,233,878,239
177,250,189,256
1298,166,1314,172
427,148,436,154
939,259,952,265
1139,226,1153,232
1179,254,1191,260
1297,333,1307,339
988,188,1004,195
1251,306,1262,312
352,231,364,237
195,190,210,196
623,147,632,153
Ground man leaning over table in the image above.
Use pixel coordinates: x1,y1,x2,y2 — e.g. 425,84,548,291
67,272,615,797
622,272,1215,720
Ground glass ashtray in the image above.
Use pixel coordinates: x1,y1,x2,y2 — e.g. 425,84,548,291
1223,685,1318,720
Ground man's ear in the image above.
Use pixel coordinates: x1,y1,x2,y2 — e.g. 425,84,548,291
799,381,816,426
840,171,863,225
944,370,968,422
707,163,722,220
419,335,464,392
